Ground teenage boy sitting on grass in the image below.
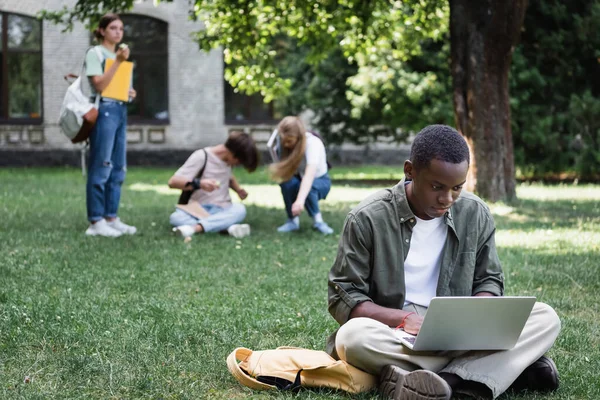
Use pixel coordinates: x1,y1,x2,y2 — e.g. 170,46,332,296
168,131,259,239
327,125,561,400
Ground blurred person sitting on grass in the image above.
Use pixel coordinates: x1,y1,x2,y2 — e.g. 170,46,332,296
269,116,334,235
168,131,258,239
327,124,561,400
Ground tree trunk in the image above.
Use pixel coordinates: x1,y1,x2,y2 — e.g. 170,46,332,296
450,0,527,202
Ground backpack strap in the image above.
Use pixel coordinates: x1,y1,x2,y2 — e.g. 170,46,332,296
177,148,208,205
93,46,105,65
75,46,102,108
75,46,95,88
92,46,105,107
227,348,275,390
196,148,208,179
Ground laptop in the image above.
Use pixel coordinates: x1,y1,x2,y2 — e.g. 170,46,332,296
396,296,536,351
266,129,280,163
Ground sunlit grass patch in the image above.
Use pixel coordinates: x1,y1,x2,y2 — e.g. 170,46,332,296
517,183,600,201
496,229,600,252
129,182,386,209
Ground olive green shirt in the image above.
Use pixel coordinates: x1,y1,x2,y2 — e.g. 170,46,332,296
326,179,504,356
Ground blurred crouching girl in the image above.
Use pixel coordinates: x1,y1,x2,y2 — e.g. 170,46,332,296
269,116,333,235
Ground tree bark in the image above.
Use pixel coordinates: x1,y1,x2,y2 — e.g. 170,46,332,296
450,0,527,202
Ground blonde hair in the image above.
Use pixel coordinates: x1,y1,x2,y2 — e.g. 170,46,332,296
269,116,307,182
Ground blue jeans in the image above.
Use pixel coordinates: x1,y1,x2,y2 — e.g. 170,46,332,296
169,203,247,233
280,173,331,219
86,101,128,222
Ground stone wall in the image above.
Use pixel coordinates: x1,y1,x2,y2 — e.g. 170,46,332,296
0,0,227,152
0,147,411,167
0,1,412,167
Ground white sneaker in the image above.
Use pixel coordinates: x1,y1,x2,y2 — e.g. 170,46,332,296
85,219,123,237
107,218,137,235
228,224,251,239
172,225,196,238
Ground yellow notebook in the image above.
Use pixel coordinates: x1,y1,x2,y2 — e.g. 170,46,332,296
101,59,133,101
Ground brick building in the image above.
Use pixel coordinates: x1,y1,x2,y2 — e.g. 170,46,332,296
0,0,281,166
0,1,409,166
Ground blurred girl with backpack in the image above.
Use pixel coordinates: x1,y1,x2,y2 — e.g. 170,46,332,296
84,13,137,237
270,116,333,235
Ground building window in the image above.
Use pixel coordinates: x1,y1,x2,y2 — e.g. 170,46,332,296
120,15,168,124
0,12,43,124
224,82,278,124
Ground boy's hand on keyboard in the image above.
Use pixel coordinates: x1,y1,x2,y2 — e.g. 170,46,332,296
403,314,424,335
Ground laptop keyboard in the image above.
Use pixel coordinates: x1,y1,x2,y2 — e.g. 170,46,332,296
402,336,416,345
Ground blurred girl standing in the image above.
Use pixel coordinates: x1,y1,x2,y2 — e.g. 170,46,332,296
84,13,137,237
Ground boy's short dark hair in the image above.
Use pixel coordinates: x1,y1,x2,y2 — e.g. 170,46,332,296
410,125,470,170
225,131,259,172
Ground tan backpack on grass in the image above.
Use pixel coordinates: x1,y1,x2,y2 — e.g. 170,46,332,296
227,346,376,394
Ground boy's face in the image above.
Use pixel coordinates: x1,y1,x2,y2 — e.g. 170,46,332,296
404,158,469,220
223,150,240,167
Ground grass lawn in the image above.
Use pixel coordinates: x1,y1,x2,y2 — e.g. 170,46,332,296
1,166,599,399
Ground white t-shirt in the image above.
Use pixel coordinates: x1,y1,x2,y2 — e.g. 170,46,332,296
298,132,328,178
404,216,448,307
174,147,232,207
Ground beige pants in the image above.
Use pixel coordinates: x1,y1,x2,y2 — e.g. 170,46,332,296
335,302,560,399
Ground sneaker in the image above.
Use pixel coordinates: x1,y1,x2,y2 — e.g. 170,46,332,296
277,220,299,233
172,225,196,238
509,355,559,393
85,219,123,237
313,221,334,235
228,224,251,238
379,365,452,400
107,217,137,235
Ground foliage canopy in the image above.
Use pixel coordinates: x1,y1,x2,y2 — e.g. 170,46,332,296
41,0,600,178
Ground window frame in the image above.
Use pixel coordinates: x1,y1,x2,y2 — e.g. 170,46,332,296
120,14,169,126
0,11,44,125
223,80,279,125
